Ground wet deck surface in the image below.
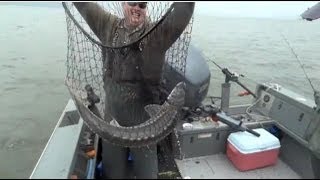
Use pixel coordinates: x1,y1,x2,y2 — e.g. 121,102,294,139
175,153,301,179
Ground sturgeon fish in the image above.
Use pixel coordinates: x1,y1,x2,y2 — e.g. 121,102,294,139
71,82,186,147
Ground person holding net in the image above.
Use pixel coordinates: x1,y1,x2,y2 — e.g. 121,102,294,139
73,1,194,179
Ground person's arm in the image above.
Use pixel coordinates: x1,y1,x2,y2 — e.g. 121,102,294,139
155,2,195,50
73,2,119,42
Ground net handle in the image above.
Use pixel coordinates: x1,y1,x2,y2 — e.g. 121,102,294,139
62,2,174,49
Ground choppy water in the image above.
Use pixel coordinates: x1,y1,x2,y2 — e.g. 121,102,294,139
1,4,319,178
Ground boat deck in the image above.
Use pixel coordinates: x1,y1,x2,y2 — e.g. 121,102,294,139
175,153,301,179
30,99,318,179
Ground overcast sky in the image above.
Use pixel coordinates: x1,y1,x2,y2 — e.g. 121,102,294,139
194,1,318,19
1,1,318,19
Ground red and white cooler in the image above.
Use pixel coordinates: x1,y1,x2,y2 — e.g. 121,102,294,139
226,128,281,171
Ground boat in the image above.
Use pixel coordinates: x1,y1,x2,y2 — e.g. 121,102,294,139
30,2,320,179
29,45,320,179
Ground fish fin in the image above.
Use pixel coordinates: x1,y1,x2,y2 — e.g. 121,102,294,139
144,104,162,117
110,118,121,127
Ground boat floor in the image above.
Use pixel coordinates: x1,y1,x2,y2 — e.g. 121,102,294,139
175,153,301,179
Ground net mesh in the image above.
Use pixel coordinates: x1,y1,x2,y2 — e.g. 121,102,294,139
63,2,193,119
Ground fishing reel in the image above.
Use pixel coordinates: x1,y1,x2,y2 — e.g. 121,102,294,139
221,67,257,99
221,68,244,83
85,84,100,107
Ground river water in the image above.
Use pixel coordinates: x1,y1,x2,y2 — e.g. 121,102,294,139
0,4,319,178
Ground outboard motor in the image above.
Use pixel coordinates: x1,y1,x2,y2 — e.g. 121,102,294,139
162,44,211,108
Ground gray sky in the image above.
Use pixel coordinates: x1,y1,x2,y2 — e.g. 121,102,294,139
194,1,318,19
1,1,318,19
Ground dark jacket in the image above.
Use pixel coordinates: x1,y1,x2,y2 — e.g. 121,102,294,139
73,2,194,126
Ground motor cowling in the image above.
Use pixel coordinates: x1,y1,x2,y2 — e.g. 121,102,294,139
162,44,211,108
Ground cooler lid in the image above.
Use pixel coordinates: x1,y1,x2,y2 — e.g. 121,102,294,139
227,128,280,154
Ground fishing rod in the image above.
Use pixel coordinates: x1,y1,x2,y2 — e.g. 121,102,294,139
184,53,261,137
280,33,316,93
280,33,320,108
204,53,257,98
